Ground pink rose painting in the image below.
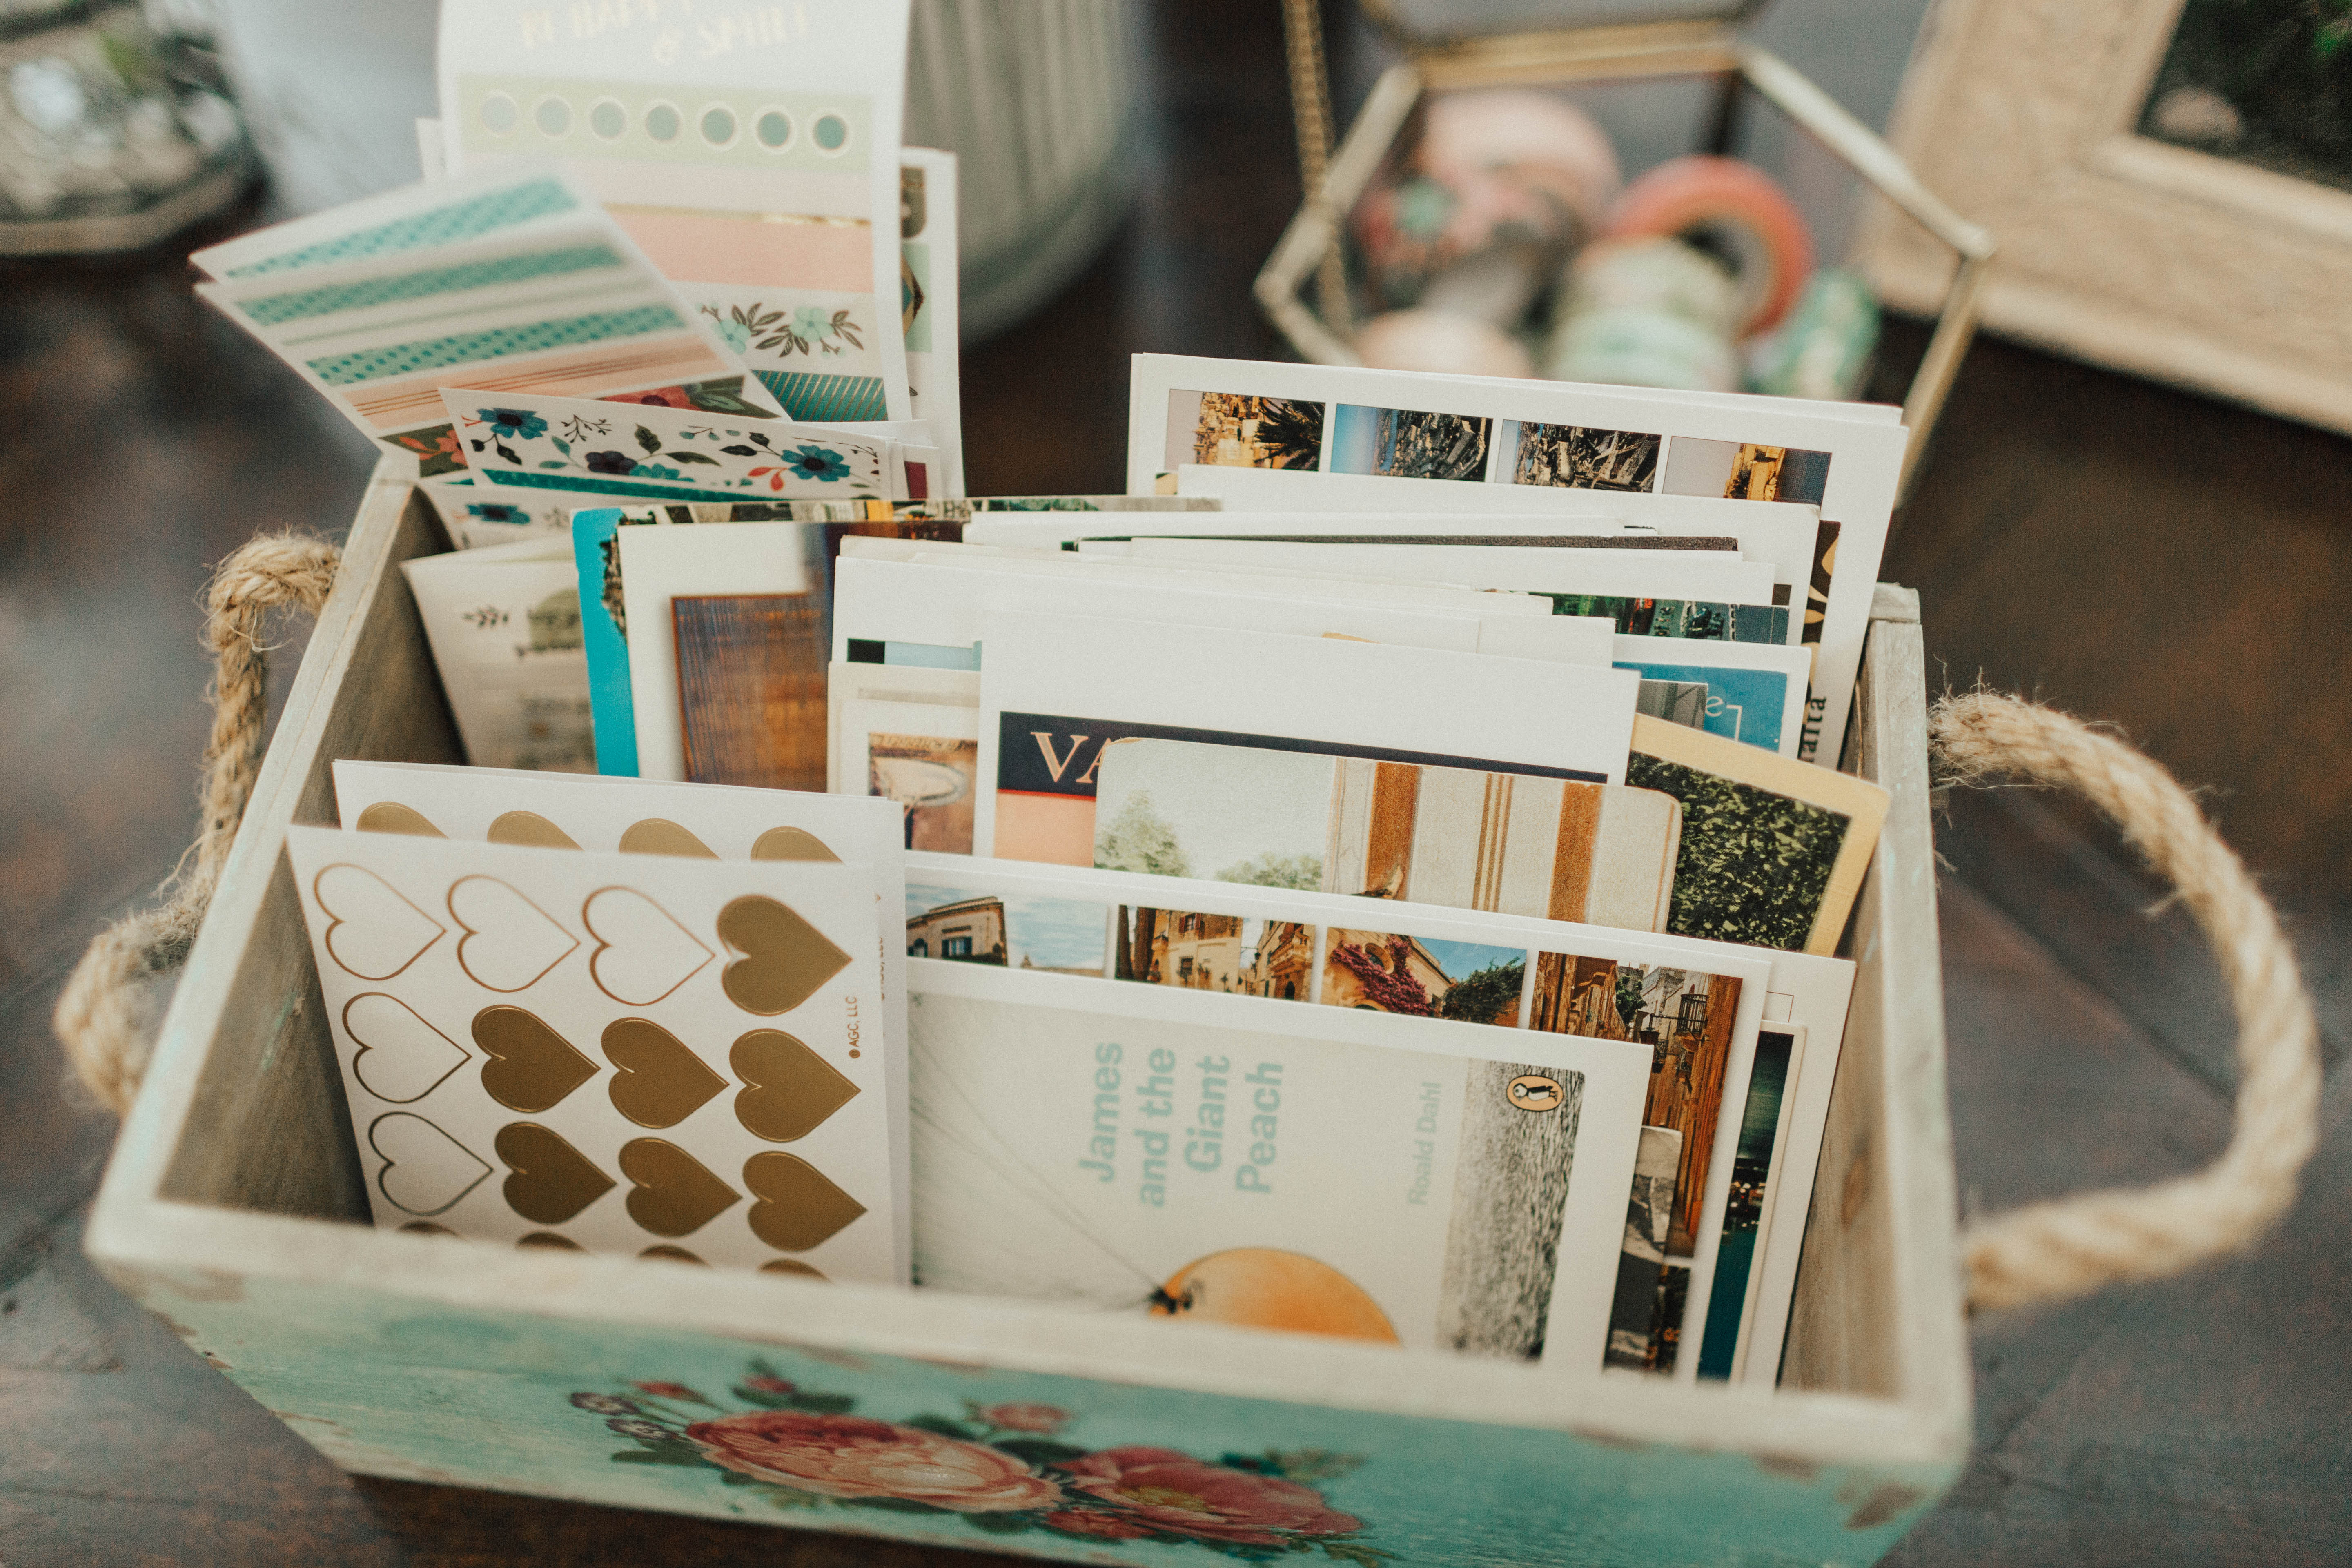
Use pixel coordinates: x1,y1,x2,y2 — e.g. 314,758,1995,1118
572,1360,1390,1562
685,1410,1062,1512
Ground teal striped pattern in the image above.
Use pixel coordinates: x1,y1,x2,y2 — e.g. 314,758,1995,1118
303,304,685,385
226,178,579,276
241,245,624,326
757,369,889,422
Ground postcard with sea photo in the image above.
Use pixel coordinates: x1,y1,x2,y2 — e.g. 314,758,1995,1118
906,959,1650,1370
1696,1022,1804,1383
1614,637,1813,757
1091,737,1680,931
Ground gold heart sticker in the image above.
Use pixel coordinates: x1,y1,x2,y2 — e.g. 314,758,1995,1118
744,1152,866,1251
487,810,583,850
618,818,719,858
472,1005,598,1113
495,1123,615,1226
717,896,851,1016
619,1138,741,1238
603,1018,726,1129
355,802,445,837
731,1028,859,1142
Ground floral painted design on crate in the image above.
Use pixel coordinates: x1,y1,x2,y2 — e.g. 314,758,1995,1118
454,403,888,501
568,1360,1393,1562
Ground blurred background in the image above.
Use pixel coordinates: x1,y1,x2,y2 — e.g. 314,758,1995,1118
1,2,2347,1563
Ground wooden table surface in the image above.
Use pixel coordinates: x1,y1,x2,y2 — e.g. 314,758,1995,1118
3,2,2348,1563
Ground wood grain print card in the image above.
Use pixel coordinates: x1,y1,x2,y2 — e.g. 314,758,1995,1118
1092,736,1680,932
286,824,899,1283
674,593,828,791
908,961,1650,1372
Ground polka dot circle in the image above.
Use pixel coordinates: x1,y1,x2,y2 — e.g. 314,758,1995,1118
644,102,681,143
533,96,571,137
700,105,737,147
588,99,626,140
755,109,793,149
813,112,849,152
478,93,517,135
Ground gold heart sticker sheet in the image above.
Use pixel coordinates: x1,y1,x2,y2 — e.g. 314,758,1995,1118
286,823,898,1283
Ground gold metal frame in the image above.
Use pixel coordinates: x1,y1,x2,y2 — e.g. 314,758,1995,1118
1255,28,1996,500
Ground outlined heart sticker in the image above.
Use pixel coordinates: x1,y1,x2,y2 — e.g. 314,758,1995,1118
583,887,713,1006
344,993,469,1104
368,1112,490,1216
716,896,851,1016
448,875,579,992
314,865,444,980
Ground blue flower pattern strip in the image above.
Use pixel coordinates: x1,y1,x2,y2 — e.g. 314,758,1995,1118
239,245,625,326
304,305,686,385
223,178,579,276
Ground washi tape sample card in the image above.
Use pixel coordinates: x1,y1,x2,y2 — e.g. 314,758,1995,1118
438,0,914,423
285,824,901,1284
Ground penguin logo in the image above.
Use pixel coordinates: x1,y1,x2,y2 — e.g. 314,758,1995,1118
1506,1074,1566,1113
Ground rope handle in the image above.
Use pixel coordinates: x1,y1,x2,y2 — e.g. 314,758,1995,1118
53,553,2320,1316
54,533,341,1115
1931,692,2323,1310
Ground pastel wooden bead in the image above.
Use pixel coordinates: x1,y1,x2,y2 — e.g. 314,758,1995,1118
1355,308,1535,379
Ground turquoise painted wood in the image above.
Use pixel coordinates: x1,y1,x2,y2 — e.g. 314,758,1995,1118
133,1270,1947,1567
87,474,1969,1566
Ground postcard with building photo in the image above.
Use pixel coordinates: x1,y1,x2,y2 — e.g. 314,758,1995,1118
904,881,1109,975
1660,438,1832,507
1091,735,1679,933
1328,405,1493,483
1321,929,1529,1028
1529,949,1746,1375
904,960,1648,1368
1165,390,1326,472
1109,907,1314,1000
1500,419,1662,492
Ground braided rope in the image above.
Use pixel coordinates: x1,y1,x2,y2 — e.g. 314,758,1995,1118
54,533,341,1114
1932,691,2323,1310
1280,0,1353,335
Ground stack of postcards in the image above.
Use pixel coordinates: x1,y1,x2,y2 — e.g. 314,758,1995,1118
200,0,1905,1394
